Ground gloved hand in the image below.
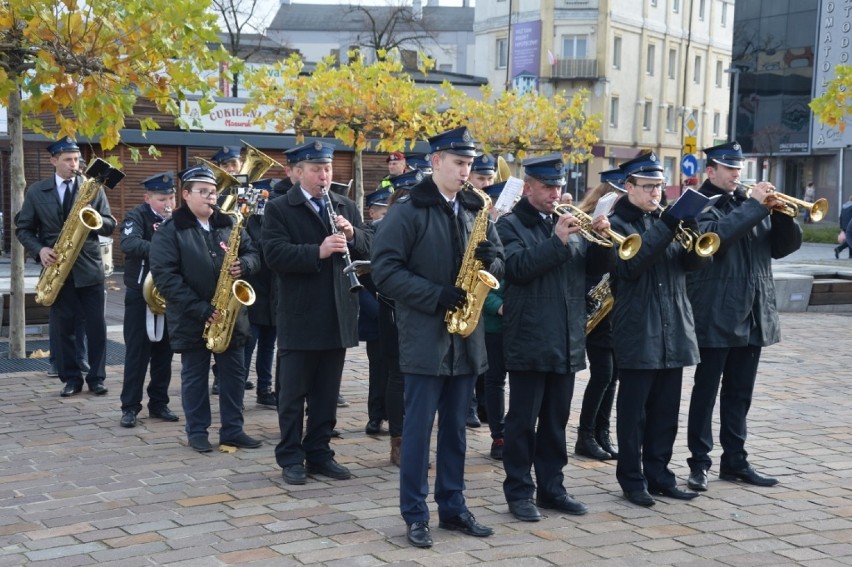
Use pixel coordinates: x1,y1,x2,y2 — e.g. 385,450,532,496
474,240,498,265
438,285,467,311
659,207,680,230
681,218,700,233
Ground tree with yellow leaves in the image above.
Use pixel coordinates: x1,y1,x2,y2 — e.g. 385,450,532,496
244,51,448,212
0,0,227,358
810,65,852,132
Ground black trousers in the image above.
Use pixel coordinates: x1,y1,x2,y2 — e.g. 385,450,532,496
52,278,107,388
366,339,389,422
503,370,574,502
616,368,683,493
483,331,506,440
275,348,345,468
119,288,173,413
578,344,617,433
687,345,762,472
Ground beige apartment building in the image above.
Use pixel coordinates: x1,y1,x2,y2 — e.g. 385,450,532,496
474,0,735,194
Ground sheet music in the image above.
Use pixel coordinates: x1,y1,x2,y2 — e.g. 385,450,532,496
592,192,619,219
494,176,524,214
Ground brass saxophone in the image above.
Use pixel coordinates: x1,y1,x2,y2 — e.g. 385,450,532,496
202,205,257,353
36,158,124,306
445,183,500,337
585,273,613,335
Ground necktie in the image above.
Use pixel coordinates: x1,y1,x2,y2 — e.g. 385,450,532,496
311,197,327,223
62,180,73,219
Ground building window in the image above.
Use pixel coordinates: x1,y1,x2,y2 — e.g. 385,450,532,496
613,36,622,69
668,48,677,79
643,101,653,130
673,0,680,13
693,55,702,84
666,106,675,131
496,38,508,69
715,60,723,87
722,2,728,27
650,0,657,6
699,0,706,20
647,44,655,76
563,35,588,59
610,97,619,128
713,112,721,136
664,157,675,181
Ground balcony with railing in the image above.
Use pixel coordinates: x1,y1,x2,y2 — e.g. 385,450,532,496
551,58,599,80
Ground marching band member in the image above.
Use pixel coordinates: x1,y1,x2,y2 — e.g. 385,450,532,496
118,172,178,428
15,137,116,398
261,141,371,486
371,127,503,548
211,146,243,175
149,165,261,453
685,142,802,491
497,154,611,522
609,152,707,507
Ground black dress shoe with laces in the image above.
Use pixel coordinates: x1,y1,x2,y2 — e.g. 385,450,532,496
282,464,306,485
60,383,82,397
507,499,541,522
219,432,263,448
438,511,494,537
89,382,108,396
188,436,213,453
365,419,382,435
120,409,137,428
536,494,588,516
406,521,433,548
256,389,277,407
719,465,778,487
687,469,709,491
649,485,700,500
465,408,481,428
307,459,351,480
149,407,180,422
244,379,254,391
623,489,656,507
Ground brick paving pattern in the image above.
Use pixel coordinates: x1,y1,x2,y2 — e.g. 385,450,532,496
1,279,851,564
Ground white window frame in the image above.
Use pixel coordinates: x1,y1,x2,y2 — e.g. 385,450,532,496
610,97,620,128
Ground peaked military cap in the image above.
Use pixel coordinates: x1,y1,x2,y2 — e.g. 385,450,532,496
600,168,625,191
483,181,506,200
703,141,744,169
179,164,217,185
47,137,80,155
211,146,242,165
428,127,477,157
141,172,176,194
366,189,392,208
523,153,566,186
251,178,273,191
621,152,665,180
472,153,497,174
288,141,335,164
405,153,432,174
389,169,424,191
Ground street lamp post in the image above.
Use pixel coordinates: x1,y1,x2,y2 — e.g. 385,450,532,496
725,66,741,143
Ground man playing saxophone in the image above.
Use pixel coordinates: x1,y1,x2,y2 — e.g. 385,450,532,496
149,165,261,453
15,137,116,398
496,154,612,522
371,127,504,548
685,142,802,491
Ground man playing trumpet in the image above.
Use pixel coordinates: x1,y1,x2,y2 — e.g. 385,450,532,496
685,142,802,491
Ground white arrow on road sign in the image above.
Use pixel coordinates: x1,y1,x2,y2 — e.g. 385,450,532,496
681,154,698,177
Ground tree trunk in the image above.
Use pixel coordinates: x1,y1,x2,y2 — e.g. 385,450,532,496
354,148,364,218
8,87,27,359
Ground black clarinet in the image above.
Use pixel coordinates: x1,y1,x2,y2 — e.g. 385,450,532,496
321,188,363,292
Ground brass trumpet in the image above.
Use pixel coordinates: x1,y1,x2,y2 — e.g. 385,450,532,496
554,203,642,260
737,182,828,222
652,202,720,257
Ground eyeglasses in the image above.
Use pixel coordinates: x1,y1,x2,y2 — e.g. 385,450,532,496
190,188,218,198
635,183,664,193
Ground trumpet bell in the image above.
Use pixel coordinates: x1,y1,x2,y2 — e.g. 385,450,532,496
808,198,829,223
615,233,642,260
694,231,720,257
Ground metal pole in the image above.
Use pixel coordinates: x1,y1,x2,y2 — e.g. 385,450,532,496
839,147,845,223
726,67,740,143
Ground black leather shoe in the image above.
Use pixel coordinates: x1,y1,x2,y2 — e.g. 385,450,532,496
60,383,82,397
465,408,481,428
120,409,137,428
245,379,255,391
219,432,262,449
406,521,433,548
307,459,351,480
188,436,213,453
507,499,541,522
687,469,709,491
149,407,180,422
365,419,382,435
438,511,494,537
89,382,108,396
47,364,59,378
337,395,349,408
575,431,611,460
282,464,306,485
256,390,276,407
490,438,504,460
719,465,778,487
836,247,841,259
537,494,588,516
649,485,700,500
596,429,619,460
331,429,342,438
623,489,655,507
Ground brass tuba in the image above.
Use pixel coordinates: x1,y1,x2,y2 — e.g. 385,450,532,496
586,273,613,335
554,203,642,260
36,158,124,306
142,272,166,315
240,141,283,183
445,183,500,337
